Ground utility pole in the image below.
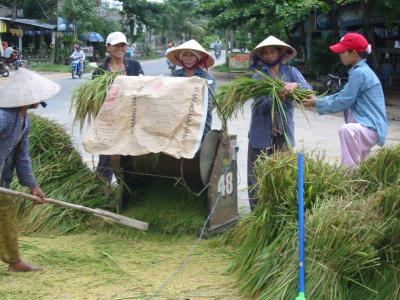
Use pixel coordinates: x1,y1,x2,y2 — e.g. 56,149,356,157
12,0,18,19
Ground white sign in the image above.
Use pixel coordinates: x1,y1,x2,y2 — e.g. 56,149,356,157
81,46,93,57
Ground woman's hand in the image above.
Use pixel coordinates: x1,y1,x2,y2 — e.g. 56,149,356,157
302,95,317,107
31,186,46,204
282,82,298,96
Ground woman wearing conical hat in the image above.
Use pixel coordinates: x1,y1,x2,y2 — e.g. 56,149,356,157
247,36,312,210
0,68,60,272
167,39,215,137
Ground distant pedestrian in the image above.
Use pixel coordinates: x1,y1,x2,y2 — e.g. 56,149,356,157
165,42,176,73
303,32,388,168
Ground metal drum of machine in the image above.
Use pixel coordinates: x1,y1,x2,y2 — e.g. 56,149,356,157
111,129,239,235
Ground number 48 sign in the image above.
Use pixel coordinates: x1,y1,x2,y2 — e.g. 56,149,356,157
217,172,233,196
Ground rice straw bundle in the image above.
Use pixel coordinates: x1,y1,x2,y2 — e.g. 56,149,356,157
215,71,315,129
13,113,115,234
71,71,117,130
226,146,400,299
357,146,400,193
246,197,385,300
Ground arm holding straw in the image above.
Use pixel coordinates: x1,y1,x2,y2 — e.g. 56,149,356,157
304,70,360,112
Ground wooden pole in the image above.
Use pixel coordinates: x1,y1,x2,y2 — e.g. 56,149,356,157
0,187,148,231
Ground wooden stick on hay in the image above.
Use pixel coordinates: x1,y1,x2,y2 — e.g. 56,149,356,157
0,187,149,231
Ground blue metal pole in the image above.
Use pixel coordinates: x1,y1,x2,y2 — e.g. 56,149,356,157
296,153,306,300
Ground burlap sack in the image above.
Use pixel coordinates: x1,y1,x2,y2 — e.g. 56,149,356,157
84,75,208,159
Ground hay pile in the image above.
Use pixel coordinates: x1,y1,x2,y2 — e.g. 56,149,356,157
13,114,206,235
227,149,400,299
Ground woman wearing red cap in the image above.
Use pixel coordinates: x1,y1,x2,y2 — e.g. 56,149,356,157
304,32,388,168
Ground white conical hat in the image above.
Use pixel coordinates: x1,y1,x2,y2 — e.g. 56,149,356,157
167,39,214,68
0,68,61,108
250,36,297,63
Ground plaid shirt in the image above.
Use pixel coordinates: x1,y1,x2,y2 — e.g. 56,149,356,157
0,108,36,188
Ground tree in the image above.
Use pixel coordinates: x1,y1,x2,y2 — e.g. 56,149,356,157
61,0,121,40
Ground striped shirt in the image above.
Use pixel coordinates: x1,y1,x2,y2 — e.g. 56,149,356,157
0,108,36,188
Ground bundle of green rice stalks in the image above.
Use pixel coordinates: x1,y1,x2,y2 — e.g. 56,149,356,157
357,146,400,193
12,114,115,234
239,197,387,300
215,71,314,129
71,71,117,130
227,151,353,247
226,149,400,299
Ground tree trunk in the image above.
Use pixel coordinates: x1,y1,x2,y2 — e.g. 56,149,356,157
360,0,381,76
329,4,340,39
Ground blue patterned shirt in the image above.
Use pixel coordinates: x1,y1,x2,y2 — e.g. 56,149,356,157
0,108,36,188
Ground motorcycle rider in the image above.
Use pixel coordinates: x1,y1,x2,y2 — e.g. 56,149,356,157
165,42,176,73
70,44,85,75
214,38,222,59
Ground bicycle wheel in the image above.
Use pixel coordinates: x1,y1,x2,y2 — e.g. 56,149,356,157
0,69,9,77
21,60,30,69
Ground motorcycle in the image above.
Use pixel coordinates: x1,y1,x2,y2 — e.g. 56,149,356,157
324,73,347,94
71,58,83,79
0,60,9,77
5,50,29,70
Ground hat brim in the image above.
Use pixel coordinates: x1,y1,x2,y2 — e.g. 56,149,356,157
250,46,297,63
107,40,128,46
0,68,60,108
329,43,347,53
167,48,214,68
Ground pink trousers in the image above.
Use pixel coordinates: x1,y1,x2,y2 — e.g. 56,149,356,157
339,122,378,168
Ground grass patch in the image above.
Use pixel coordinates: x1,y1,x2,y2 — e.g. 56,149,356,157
30,63,71,73
136,53,163,61
30,63,95,73
212,64,249,73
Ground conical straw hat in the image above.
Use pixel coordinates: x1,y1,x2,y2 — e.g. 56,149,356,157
250,36,297,63
0,68,61,108
167,39,214,68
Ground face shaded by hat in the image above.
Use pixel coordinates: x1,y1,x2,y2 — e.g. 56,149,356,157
166,39,214,69
0,68,60,108
250,36,297,66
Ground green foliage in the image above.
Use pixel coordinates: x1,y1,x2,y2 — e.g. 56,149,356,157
61,0,122,39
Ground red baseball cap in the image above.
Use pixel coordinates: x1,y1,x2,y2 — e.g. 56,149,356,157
329,33,370,53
